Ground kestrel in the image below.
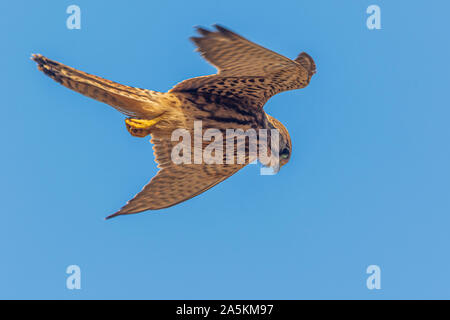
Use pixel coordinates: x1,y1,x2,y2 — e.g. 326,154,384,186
32,25,316,219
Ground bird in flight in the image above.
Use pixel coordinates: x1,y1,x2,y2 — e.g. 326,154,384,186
32,25,316,219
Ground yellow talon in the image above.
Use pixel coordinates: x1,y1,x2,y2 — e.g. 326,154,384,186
125,117,162,129
125,116,164,137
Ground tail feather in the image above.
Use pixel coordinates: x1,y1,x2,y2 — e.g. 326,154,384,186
31,54,161,117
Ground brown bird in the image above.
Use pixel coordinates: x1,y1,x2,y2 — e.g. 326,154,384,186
32,25,316,219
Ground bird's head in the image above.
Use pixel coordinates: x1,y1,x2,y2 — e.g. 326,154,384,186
266,114,292,171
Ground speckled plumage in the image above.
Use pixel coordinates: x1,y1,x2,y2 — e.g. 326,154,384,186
32,25,315,218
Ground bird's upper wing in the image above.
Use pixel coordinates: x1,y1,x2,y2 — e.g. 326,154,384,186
32,54,162,117
106,132,245,218
170,25,315,108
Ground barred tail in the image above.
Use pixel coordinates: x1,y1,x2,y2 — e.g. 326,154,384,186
31,54,162,117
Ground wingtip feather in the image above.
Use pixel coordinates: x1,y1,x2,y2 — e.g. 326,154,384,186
105,212,121,220
195,26,212,36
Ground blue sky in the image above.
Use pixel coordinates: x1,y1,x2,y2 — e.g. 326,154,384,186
1,0,449,299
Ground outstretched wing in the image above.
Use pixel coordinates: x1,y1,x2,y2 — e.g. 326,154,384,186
32,54,162,117
106,132,244,219
170,25,315,108
190,25,299,77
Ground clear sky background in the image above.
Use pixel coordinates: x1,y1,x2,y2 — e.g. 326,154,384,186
1,0,449,299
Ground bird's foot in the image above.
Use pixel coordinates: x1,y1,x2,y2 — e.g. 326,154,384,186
125,117,162,137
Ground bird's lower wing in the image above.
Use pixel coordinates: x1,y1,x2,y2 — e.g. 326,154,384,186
32,54,161,117
107,134,244,218
106,163,242,219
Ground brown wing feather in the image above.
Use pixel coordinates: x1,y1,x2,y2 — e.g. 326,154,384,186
32,54,162,117
106,132,244,219
190,24,296,76
170,25,314,108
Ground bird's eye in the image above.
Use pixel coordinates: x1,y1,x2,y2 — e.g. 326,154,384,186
280,148,290,159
